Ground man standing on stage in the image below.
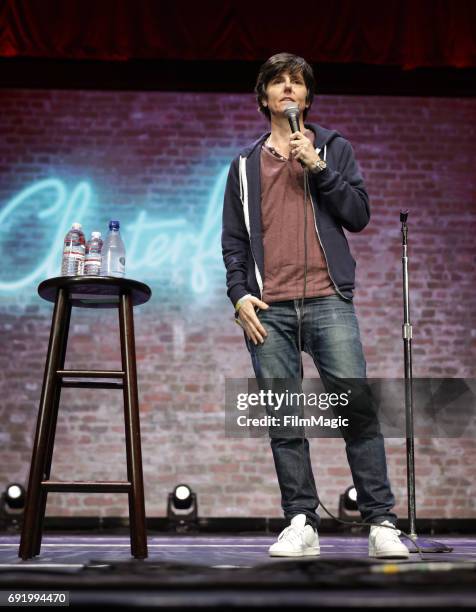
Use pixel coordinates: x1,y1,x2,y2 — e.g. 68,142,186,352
221,52,409,558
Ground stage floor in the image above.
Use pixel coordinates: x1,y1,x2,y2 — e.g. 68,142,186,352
0,533,475,609
1,533,476,566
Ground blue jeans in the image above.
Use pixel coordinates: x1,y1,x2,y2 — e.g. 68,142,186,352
247,295,397,529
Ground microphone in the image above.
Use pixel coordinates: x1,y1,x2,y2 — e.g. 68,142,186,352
283,103,300,133
284,103,305,166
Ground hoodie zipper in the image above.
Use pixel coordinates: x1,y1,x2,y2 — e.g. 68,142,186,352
250,241,263,299
308,188,350,302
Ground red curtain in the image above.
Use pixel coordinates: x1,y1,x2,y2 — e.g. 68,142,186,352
1,0,475,68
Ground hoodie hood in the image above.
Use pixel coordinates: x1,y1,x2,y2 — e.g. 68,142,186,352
238,123,342,158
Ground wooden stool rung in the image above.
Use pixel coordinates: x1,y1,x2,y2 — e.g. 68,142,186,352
58,369,125,389
61,380,124,390
42,480,131,493
57,369,125,378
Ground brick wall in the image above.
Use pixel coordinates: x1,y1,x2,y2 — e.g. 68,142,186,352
0,89,475,520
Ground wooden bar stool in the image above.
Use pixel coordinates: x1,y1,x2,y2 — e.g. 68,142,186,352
19,276,151,560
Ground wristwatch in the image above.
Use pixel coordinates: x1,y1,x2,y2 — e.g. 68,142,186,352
312,157,327,173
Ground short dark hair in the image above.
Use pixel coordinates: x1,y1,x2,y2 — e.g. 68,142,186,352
255,52,315,120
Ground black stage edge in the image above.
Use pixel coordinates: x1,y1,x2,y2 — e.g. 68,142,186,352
1,58,475,96
2,516,476,535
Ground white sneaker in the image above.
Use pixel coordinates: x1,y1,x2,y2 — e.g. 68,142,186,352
369,520,410,559
269,514,320,557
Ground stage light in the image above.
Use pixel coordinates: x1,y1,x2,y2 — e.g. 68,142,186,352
343,486,358,511
4,484,26,510
173,484,193,510
338,485,359,522
167,484,198,532
0,483,26,531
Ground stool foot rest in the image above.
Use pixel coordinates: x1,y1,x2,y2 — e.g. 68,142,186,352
57,369,125,390
61,381,124,389
57,370,125,378
42,480,131,493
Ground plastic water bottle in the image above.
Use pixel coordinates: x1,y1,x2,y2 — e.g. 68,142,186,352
61,222,85,276
84,231,103,276
101,220,126,277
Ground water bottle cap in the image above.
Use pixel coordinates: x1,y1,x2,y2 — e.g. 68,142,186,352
72,222,82,230
109,220,120,230
91,231,101,238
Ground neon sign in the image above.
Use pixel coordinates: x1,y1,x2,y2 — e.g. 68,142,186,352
0,167,228,295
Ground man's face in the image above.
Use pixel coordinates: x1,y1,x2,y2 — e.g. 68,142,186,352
262,70,309,118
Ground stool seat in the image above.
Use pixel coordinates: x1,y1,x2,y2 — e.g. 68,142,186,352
19,276,151,560
38,275,151,308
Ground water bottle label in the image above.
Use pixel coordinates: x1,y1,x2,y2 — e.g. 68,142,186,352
84,255,102,275
62,251,85,276
114,258,125,276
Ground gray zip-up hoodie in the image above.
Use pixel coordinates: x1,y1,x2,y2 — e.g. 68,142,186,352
222,123,370,307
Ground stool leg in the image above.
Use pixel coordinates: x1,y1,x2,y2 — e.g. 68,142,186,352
119,292,148,559
19,288,69,560
32,301,72,556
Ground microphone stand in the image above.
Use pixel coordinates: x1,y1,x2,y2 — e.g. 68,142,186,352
400,210,452,553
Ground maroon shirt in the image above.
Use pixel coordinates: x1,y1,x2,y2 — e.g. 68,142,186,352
260,131,336,303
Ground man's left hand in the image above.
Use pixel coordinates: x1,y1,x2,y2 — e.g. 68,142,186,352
289,131,319,169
